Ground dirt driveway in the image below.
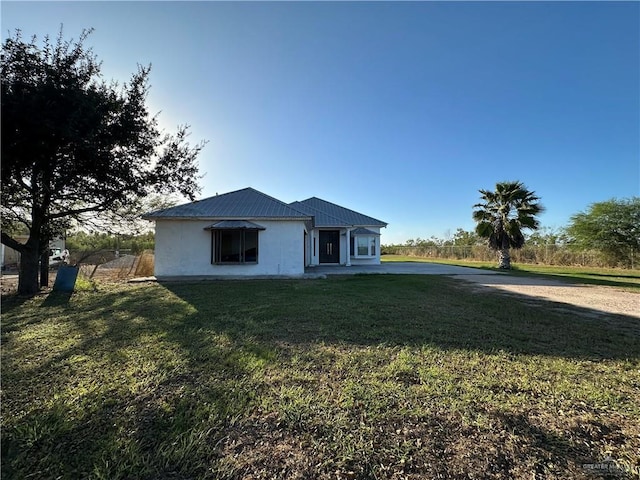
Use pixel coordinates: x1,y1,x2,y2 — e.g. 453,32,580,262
456,273,639,319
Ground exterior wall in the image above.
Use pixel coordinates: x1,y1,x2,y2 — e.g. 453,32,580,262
154,219,306,277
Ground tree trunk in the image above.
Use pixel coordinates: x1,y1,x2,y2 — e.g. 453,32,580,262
498,248,511,269
40,250,50,287
18,247,41,295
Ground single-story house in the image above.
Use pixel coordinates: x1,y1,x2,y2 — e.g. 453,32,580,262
144,187,387,277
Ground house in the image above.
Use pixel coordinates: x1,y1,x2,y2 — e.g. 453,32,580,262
144,187,387,278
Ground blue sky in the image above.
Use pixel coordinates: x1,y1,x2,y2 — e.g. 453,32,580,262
3,1,639,244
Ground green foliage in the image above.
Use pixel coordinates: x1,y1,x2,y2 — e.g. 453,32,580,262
567,197,640,267
1,28,204,294
401,229,480,248
525,226,568,246
66,231,154,255
472,181,544,268
451,227,481,246
73,274,97,292
403,237,439,247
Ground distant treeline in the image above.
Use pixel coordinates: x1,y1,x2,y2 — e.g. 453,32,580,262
381,244,612,268
382,228,636,268
66,231,154,256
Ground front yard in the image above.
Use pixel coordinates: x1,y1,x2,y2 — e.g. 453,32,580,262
2,275,639,479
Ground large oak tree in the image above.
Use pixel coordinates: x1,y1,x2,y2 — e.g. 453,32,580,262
567,197,639,268
1,28,205,294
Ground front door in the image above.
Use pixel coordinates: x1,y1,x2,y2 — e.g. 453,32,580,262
319,230,340,264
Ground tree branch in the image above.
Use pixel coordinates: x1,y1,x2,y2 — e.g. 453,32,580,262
47,203,110,220
1,231,28,252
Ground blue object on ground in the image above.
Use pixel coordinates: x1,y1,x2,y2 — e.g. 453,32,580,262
53,265,79,292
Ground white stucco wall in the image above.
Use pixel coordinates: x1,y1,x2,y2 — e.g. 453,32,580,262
154,219,307,277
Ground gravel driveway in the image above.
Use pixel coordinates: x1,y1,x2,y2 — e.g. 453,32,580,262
455,274,639,319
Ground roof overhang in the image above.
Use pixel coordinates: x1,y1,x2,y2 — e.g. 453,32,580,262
350,227,381,235
203,220,266,231
144,215,311,222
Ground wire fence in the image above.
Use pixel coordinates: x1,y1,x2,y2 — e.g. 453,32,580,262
73,250,154,281
381,245,633,268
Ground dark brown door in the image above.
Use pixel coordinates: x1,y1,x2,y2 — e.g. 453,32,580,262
319,230,340,263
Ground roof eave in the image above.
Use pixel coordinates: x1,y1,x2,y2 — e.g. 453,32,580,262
144,215,312,222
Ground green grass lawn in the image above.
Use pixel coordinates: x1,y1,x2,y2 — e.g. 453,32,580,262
2,276,639,479
383,254,640,290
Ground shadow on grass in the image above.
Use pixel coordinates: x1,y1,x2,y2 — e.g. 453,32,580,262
1,286,262,479
41,290,73,307
504,269,640,290
2,289,72,313
455,265,640,289
160,275,639,361
1,373,246,479
0,293,33,313
2,276,638,479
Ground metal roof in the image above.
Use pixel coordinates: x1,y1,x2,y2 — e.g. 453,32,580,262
289,201,351,227
291,197,387,227
144,188,311,220
144,188,387,229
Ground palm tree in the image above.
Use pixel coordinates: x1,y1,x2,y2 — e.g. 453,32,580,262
472,181,544,269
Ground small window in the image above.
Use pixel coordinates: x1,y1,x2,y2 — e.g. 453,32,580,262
357,237,369,256
213,230,259,264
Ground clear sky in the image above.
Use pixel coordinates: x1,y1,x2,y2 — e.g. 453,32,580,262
3,1,639,244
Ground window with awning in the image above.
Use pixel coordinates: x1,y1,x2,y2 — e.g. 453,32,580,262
204,221,264,264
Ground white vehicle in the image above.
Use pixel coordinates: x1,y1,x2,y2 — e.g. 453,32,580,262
49,248,63,265
49,248,69,265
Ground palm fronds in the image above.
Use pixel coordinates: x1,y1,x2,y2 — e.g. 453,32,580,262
472,181,544,268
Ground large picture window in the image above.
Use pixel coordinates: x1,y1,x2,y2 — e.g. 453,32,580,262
350,235,376,258
213,229,259,264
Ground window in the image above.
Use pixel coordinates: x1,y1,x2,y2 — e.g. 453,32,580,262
357,236,369,256
213,229,259,264
350,235,377,257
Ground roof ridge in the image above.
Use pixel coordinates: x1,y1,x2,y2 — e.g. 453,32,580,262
297,196,387,226
294,199,349,225
250,188,301,210
200,186,254,202
308,196,373,218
